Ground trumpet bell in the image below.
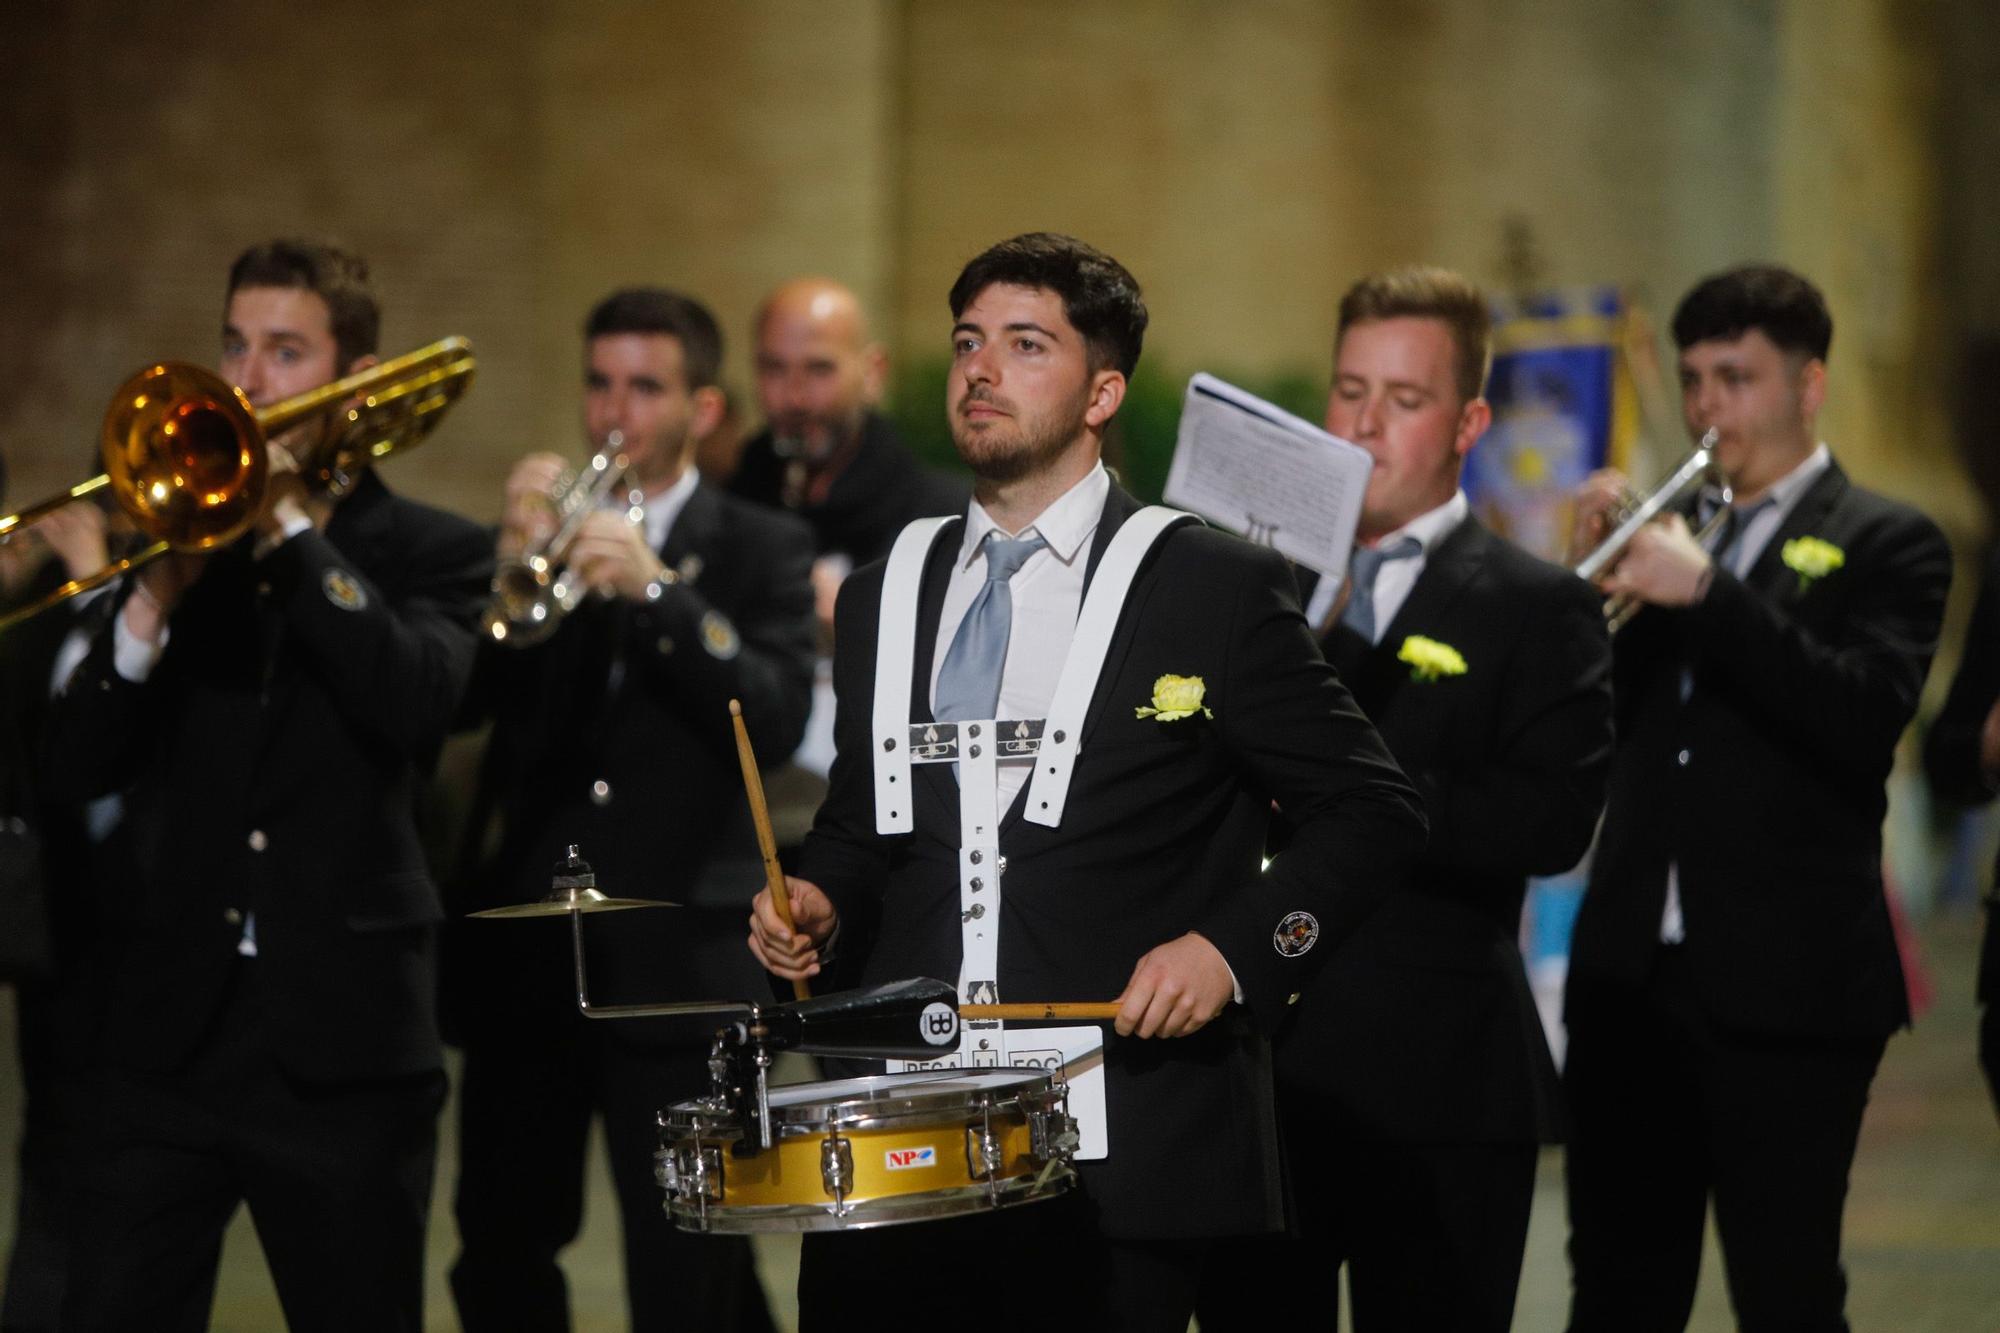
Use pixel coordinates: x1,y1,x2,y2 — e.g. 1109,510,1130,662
102,362,266,551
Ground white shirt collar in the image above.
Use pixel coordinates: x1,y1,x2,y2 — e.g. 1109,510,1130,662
1760,442,1832,511
957,462,1109,570
629,466,701,552
1362,488,1468,556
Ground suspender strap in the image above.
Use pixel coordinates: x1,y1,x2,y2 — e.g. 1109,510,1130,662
1025,507,1197,829
871,517,957,835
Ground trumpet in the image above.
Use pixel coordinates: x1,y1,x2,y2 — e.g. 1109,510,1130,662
482,435,638,647
1573,428,1731,632
0,337,476,632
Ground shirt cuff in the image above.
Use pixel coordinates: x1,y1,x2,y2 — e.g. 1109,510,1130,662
111,611,167,682
253,512,313,561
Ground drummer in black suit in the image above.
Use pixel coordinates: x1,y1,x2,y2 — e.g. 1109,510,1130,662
749,233,1424,1331
1200,267,1613,1330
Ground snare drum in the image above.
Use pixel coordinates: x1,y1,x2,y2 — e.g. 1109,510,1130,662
656,1067,1079,1233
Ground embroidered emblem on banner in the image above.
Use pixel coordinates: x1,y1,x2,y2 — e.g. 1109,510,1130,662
322,569,368,612
1273,910,1320,957
699,610,740,659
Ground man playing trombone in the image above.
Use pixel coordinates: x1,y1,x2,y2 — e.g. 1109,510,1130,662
1562,265,1952,1331
448,288,814,1332
40,239,493,1331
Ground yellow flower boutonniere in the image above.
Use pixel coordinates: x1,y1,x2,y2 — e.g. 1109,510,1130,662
1781,536,1845,593
1135,673,1212,722
1397,635,1467,683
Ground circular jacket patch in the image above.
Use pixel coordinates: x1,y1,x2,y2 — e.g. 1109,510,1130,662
700,610,740,660
322,568,368,612
1273,911,1319,958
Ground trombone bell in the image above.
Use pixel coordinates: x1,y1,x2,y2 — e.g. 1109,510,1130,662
0,338,475,634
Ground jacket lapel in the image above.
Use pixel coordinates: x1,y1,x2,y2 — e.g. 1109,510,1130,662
912,515,966,829
1738,459,1849,598
1355,516,1490,718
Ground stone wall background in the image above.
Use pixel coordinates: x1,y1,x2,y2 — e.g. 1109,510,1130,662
0,0,1991,548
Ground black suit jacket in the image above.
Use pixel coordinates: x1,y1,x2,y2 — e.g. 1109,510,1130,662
1281,515,1611,1143
728,411,968,566
40,472,492,1081
1923,543,2000,1009
453,483,816,1045
1568,459,1951,1039
799,483,1425,1238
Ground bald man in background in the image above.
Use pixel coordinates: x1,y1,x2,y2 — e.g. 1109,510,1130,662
729,277,966,575
729,279,966,801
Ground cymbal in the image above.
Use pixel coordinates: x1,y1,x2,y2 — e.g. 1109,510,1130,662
467,887,679,919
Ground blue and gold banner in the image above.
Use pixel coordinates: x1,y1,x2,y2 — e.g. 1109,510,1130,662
1463,287,1637,563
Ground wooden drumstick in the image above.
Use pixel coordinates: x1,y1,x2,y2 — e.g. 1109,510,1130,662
730,698,809,1001
959,1002,1122,1021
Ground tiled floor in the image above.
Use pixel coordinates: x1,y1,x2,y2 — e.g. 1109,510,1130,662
3,914,1996,1330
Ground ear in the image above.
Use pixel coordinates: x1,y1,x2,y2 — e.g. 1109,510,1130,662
1082,369,1127,432
688,384,728,443
1453,396,1492,461
860,342,889,406
1797,357,1827,423
342,352,380,380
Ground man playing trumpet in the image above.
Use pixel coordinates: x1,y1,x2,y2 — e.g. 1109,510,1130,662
1562,265,1951,1331
449,288,814,1332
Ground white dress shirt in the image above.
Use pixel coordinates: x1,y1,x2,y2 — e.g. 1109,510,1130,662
929,463,1109,821
1302,489,1469,638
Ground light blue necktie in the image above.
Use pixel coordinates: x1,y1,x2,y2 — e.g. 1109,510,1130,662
935,533,1047,721
1340,536,1422,645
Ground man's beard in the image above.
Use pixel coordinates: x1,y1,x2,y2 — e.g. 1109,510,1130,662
773,407,864,464
949,391,1087,485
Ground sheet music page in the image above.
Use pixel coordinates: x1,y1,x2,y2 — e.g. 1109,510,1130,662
1162,372,1373,581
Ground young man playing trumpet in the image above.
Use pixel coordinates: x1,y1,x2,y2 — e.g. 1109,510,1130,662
449,288,814,1332
42,239,493,1332
1562,265,1952,1331
1202,266,1613,1331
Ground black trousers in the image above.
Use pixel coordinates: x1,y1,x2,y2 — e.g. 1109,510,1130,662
4,981,86,1333
1563,947,1886,1333
449,1012,769,1332
1194,1097,1537,1332
60,961,444,1333
796,1192,1232,1333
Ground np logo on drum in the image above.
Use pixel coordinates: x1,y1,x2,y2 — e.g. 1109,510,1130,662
884,1147,937,1172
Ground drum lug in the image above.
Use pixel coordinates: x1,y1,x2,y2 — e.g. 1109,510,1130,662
671,1145,724,1204
820,1134,853,1202
965,1124,1004,1180
1029,1107,1080,1162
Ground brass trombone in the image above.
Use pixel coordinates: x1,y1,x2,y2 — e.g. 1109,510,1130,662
0,337,475,631
1573,428,1730,631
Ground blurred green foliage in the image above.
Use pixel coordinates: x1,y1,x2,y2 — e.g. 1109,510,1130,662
884,357,1327,504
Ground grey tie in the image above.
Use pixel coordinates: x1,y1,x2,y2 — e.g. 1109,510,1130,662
1340,536,1422,645
1698,494,1777,579
1681,495,1777,699
935,533,1048,722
